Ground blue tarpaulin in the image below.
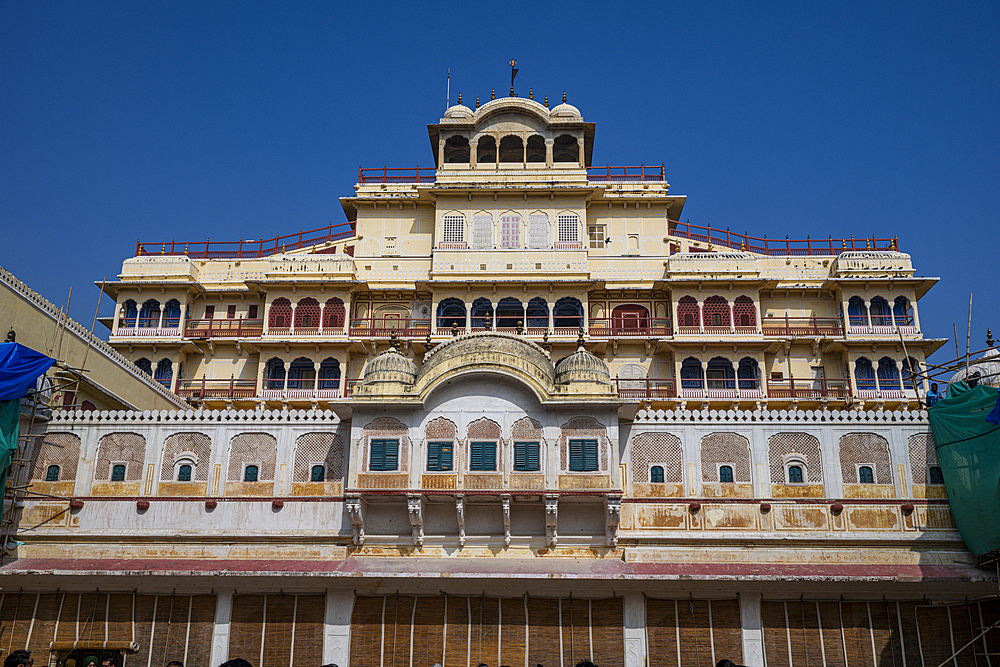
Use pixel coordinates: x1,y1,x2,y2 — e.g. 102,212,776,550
0,342,56,401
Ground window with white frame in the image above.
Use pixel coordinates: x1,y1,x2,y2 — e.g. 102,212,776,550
528,213,549,248
175,458,195,482
472,213,493,249
500,213,521,249
558,213,580,242
588,224,605,248
785,460,806,484
384,237,397,255
442,214,465,244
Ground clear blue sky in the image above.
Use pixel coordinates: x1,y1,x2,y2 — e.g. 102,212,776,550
2,1,997,362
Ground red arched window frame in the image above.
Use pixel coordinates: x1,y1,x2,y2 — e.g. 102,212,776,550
611,304,649,331
702,296,730,328
323,298,346,329
269,298,292,329
294,298,321,329
677,297,700,329
733,296,757,328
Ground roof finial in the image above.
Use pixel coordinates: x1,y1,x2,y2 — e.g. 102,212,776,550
476,95,480,109
544,95,549,107
457,92,462,105
5,327,15,343
988,328,995,348
491,88,495,101
529,88,533,100
388,329,399,351
562,90,567,103
577,327,586,350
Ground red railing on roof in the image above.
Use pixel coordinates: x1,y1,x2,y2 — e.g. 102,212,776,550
668,220,898,256
135,223,357,259
586,165,666,182
358,166,436,184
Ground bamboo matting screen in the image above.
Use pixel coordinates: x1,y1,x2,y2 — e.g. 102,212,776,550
229,593,325,667
350,595,624,667
645,598,743,667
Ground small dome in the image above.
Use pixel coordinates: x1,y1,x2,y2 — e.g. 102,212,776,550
363,343,417,385
550,102,581,119
444,104,473,119
949,347,1000,389
554,337,610,385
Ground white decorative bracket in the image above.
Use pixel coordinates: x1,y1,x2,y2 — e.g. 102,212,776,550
407,494,424,547
346,496,366,546
605,495,622,547
456,495,466,547
501,494,511,547
544,494,559,547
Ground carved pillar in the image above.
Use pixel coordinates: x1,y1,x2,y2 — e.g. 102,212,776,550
623,594,647,667
263,302,270,335
323,591,354,667
209,590,234,667
112,302,122,334
346,496,366,545
912,298,922,333
156,304,165,330
456,495,466,547
739,593,765,667
470,140,478,168
729,302,735,333
178,301,188,335
577,136,585,169
864,300,873,329
407,494,424,547
545,138,554,168
318,303,326,332
544,494,559,547
290,304,297,335
501,494,511,546
847,357,858,399
313,361,322,397
698,300,705,333
605,495,621,547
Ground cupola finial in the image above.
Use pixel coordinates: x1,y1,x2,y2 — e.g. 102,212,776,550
577,327,586,350
491,88,495,101
544,95,549,107
476,95,480,109
988,328,995,348
562,90,567,103
529,88,533,100
457,92,462,105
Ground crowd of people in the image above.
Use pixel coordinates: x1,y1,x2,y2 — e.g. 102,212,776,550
3,650,747,667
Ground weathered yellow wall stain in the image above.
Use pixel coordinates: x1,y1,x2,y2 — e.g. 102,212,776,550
421,474,457,490
157,482,208,497
21,502,71,528
631,482,684,498
917,506,957,530
770,484,825,498
464,474,502,490
842,484,896,499
29,481,75,497
356,473,408,489
558,474,612,490
508,473,545,490
772,505,829,530
846,506,899,530
289,481,342,496
211,464,221,495
224,481,276,496
701,482,753,498
702,504,757,529
90,482,141,497
913,484,947,499
633,504,687,529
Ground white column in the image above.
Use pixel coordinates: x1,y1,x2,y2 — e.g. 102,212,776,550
263,302,271,335
210,590,234,667
465,299,471,333
282,360,289,396
491,300,497,330
156,304,165,330
169,357,179,394
889,300,897,330
912,298,922,333
548,302,554,332
698,300,705,333
847,357,858,398
323,590,355,667
873,358,882,396
319,303,326,332
314,361,322,396
864,300,873,328
178,302,188,336
729,302,736,333
623,594,647,667
112,303,122,334
290,304,297,335
739,593,765,667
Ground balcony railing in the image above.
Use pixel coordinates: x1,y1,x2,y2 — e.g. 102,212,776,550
261,325,347,337
668,220,898,256
587,165,666,182
349,318,431,338
176,379,257,400
679,381,765,400
589,318,672,338
847,324,918,336
260,387,342,400
185,318,264,338
615,379,676,400
114,326,181,337
766,379,850,400
135,223,356,259
359,166,436,184
762,317,845,337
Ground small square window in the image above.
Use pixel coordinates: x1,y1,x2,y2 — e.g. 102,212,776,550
310,464,325,482
111,464,126,482
514,442,540,472
858,465,875,484
243,465,259,482
719,465,734,483
787,465,803,484
45,465,60,482
177,464,192,482
569,439,599,472
928,466,944,484
650,465,664,483
248,304,259,319
227,305,237,319
470,441,497,471
427,441,454,472
588,225,605,248
205,305,215,319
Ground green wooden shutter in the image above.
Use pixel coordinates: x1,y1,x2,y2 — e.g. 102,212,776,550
583,439,599,471
384,439,399,471
483,442,496,470
440,443,453,471
470,441,483,470
514,442,527,470
427,441,440,471
527,441,540,471
569,440,584,471
369,439,385,471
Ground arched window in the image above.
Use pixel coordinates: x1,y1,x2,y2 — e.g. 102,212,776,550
310,464,325,482
553,134,578,162
323,298,346,329
703,296,730,328
617,364,648,393
499,135,524,163
556,212,579,243
737,357,760,389
650,465,665,483
877,356,901,391
45,465,60,482
287,357,315,390
706,356,736,390
111,464,127,482
472,212,493,249
902,357,920,384
870,297,892,326
553,297,583,329
677,297,700,329
266,357,286,389
138,299,160,327
177,463,193,482
476,136,497,164
121,300,138,327
787,465,804,484
495,297,523,329
858,465,875,484
319,358,341,389
163,299,182,327
733,296,757,328
611,305,649,331
719,465,734,483
436,298,467,329
528,212,549,248
135,358,152,375
893,296,913,326
499,211,521,248
854,357,876,390
526,297,548,329
269,298,292,329
848,296,867,327
470,297,493,330
928,466,944,484
294,297,320,330
444,135,470,163
243,465,259,482
154,359,172,386
526,135,546,162
442,213,465,244
680,357,703,389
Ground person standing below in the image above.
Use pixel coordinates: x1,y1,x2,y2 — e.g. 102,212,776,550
166,662,184,667
82,657,98,667
101,658,117,667
2,650,32,667
925,382,943,407
219,660,253,667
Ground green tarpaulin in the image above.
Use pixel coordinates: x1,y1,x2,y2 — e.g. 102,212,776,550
927,380,1000,557
0,399,21,500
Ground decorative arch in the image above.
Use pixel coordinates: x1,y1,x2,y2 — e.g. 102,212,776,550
870,296,892,326
319,357,341,390
363,417,410,472
472,211,493,249
154,358,173,385
135,358,152,375
611,304,649,331
294,297,320,329
323,298,345,329
425,416,458,440
499,135,524,163
495,297,523,329
266,357,286,389
553,134,578,162
499,210,522,249
737,357,761,389
680,357,703,389
436,297,467,329
701,433,751,482
527,211,549,248
630,432,682,483
553,296,583,329
95,432,146,481
31,433,81,482
617,364,648,393
733,296,757,328
138,299,160,327
839,433,891,484
677,296,700,329
441,211,466,245
287,357,315,391
559,416,609,473
768,433,823,484
706,356,736,392
526,134,546,162
854,357,876,390
848,296,867,327
269,298,292,329
470,297,493,330
227,433,277,482
702,296,730,328
526,297,548,329
467,417,502,440
476,135,497,164
893,296,913,326
877,356,901,391
444,135,470,163
511,416,543,441
121,299,138,327
293,432,343,482
163,299,182,327
160,432,212,482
